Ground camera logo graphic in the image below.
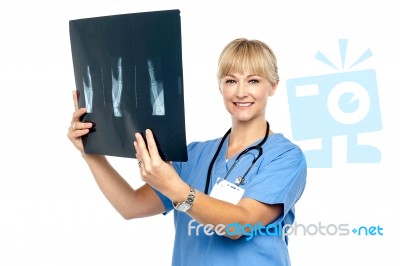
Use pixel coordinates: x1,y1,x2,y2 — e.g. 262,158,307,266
286,39,382,168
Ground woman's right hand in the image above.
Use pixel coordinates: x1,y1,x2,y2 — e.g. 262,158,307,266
67,90,93,154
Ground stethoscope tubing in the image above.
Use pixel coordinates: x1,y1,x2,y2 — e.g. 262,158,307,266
204,121,270,194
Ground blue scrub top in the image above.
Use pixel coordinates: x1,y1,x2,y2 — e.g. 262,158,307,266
154,133,307,266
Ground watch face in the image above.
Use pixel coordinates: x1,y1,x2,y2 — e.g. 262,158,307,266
177,202,191,212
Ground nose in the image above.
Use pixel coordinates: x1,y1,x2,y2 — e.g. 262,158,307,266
236,82,249,98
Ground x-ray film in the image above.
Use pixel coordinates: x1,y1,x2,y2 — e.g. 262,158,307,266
69,10,187,161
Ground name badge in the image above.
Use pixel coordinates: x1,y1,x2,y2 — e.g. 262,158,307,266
209,178,245,205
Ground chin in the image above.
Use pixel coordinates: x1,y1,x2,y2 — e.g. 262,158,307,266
230,112,265,124
231,115,256,123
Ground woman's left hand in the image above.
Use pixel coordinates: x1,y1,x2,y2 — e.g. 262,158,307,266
134,129,189,201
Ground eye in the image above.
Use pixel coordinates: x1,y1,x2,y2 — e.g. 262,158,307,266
225,79,237,84
249,79,260,84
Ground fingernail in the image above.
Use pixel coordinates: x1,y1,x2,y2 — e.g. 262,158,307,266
146,129,151,134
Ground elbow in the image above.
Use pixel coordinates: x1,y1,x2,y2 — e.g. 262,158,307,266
224,231,257,241
223,222,256,241
119,213,136,221
224,226,244,240
121,213,136,220
224,233,242,240
119,207,154,220
119,209,139,220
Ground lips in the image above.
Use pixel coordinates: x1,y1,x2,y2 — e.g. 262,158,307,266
234,102,253,107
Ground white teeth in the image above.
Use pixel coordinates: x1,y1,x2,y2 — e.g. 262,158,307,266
236,102,252,107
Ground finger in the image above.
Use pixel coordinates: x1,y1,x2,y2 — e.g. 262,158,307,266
70,110,92,134
145,129,162,161
134,139,147,176
133,141,142,161
135,132,150,164
71,107,87,124
72,120,93,132
72,90,79,111
69,127,90,142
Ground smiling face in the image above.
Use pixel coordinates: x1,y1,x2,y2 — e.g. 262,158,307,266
217,39,279,124
220,73,277,123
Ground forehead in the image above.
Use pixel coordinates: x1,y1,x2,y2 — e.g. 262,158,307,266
223,73,260,78
221,59,266,77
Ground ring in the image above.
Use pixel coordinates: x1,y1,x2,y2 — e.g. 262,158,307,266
72,122,77,131
138,160,143,167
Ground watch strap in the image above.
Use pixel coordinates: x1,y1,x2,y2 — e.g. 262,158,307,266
172,186,196,212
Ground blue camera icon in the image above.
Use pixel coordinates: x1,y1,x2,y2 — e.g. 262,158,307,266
286,69,382,168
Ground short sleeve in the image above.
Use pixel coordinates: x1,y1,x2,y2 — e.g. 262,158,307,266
243,143,307,225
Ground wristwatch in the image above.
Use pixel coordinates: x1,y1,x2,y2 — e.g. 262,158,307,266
172,186,196,212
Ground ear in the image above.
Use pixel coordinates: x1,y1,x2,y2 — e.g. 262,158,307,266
269,81,279,96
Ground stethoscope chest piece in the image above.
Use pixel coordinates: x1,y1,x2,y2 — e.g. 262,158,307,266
234,176,245,186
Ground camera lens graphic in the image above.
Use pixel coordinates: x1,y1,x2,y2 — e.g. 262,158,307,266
327,81,370,125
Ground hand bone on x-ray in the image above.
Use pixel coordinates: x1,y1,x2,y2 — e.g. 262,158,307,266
147,59,165,116
112,57,123,117
83,65,93,113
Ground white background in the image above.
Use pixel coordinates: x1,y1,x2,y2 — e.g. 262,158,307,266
1,0,399,265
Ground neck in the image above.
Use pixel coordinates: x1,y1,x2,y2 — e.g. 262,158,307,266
227,118,269,159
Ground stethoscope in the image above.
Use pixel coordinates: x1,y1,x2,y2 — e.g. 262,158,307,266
204,121,270,194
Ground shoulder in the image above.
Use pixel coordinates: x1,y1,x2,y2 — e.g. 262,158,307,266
263,133,306,167
172,138,221,170
186,138,221,158
187,138,220,149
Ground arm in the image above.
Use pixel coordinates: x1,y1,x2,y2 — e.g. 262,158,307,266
188,192,282,239
83,154,165,219
67,91,165,219
135,129,283,239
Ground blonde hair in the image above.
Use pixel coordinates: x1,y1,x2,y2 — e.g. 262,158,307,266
217,38,279,85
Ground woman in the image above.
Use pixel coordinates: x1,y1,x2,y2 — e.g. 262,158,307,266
68,38,307,265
